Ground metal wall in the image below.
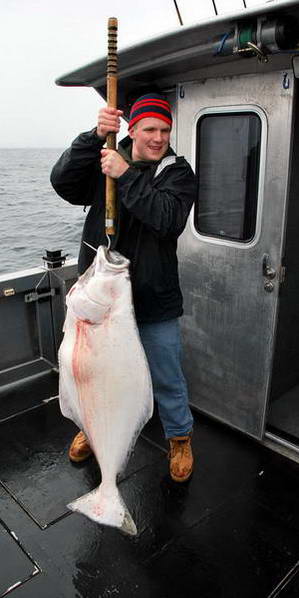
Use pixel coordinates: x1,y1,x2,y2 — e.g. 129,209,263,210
176,71,294,439
0,261,77,389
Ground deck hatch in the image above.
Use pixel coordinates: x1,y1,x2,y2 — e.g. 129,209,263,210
0,518,40,597
0,401,165,529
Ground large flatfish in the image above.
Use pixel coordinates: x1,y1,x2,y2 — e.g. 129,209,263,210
58,246,153,535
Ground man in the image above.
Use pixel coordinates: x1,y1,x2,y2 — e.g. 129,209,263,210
51,93,196,482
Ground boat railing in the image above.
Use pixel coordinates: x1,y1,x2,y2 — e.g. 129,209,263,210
0,255,77,419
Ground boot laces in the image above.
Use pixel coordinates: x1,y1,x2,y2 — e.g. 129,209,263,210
169,437,191,459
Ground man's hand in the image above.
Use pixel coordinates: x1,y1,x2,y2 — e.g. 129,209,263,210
97,107,123,139
100,149,129,179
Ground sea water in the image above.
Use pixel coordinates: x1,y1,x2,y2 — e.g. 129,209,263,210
0,148,86,275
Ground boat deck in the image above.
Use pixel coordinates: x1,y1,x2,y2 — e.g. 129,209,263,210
1,373,299,598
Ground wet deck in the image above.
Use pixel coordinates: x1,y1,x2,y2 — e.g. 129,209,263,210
1,373,299,598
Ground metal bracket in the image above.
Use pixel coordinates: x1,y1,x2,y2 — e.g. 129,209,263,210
3,288,15,297
246,41,268,63
24,289,56,303
278,265,286,284
263,254,276,280
179,85,185,99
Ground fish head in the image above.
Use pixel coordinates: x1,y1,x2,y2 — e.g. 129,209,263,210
85,246,131,307
66,246,131,324
95,246,130,274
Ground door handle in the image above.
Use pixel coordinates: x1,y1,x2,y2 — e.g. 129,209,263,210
262,254,276,280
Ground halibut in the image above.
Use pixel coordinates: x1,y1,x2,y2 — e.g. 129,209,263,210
58,246,153,535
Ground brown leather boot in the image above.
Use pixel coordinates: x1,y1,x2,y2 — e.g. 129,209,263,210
169,435,193,482
68,431,92,463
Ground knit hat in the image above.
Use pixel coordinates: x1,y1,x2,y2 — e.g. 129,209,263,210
128,93,172,129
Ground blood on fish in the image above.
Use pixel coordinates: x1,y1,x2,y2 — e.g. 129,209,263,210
72,320,93,384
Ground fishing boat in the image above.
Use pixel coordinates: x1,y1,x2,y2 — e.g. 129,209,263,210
2,1,299,595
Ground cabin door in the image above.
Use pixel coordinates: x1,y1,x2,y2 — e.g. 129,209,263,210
177,71,294,439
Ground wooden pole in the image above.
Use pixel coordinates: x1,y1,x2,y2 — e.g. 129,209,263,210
105,17,118,237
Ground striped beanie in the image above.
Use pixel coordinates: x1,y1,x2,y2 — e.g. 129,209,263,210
128,93,172,129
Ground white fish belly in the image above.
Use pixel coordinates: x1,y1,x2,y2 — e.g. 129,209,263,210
60,315,153,477
58,247,153,534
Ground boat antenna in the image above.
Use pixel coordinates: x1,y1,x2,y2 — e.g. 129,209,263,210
173,0,183,26
212,1,218,16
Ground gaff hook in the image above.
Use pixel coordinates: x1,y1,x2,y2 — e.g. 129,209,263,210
106,234,111,251
83,241,97,253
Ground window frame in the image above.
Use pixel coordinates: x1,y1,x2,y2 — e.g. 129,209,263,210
189,105,267,249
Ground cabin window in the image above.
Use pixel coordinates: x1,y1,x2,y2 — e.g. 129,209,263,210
195,112,261,242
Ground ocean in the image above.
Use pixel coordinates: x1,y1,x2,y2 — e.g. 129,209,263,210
0,148,86,275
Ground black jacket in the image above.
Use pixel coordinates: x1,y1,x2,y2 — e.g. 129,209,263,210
50,129,196,323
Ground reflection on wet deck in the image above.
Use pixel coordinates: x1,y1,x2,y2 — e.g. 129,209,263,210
1,373,299,597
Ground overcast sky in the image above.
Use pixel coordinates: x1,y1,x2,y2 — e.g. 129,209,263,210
1,0,269,148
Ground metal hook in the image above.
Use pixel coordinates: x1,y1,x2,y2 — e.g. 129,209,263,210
106,234,111,251
83,241,97,253
283,73,290,89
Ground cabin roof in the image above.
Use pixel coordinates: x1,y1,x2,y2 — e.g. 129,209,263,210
55,0,299,114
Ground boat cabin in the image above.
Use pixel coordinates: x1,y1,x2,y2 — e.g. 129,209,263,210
55,0,299,460
2,0,299,458
3,3,299,596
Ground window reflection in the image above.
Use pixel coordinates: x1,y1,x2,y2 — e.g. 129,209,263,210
195,112,261,242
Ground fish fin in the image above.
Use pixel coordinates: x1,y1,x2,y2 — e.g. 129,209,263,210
67,485,137,536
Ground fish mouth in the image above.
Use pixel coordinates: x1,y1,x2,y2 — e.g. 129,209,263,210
99,246,130,271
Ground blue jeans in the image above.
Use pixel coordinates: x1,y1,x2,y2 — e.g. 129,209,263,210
138,318,193,439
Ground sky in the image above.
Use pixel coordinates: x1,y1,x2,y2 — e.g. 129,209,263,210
1,0,271,148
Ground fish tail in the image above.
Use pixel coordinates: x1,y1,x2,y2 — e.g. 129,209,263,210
67,484,137,536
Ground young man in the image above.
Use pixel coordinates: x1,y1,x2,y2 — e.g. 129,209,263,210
51,93,196,482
